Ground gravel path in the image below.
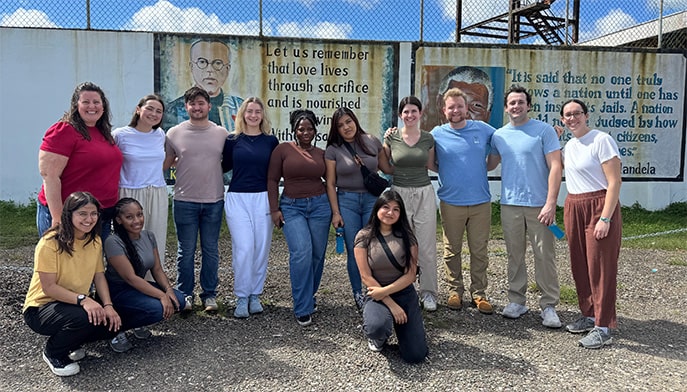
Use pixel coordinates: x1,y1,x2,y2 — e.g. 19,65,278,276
1,234,686,391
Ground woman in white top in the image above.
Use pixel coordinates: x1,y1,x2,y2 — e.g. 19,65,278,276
112,95,169,261
557,99,622,349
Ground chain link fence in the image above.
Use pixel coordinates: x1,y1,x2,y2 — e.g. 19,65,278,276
0,1,684,48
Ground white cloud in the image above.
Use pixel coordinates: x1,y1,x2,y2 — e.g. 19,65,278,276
287,0,381,10
0,7,58,28
276,21,353,39
122,0,265,35
592,8,638,37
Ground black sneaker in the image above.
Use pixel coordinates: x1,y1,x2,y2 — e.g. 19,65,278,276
43,351,80,376
296,314,312,326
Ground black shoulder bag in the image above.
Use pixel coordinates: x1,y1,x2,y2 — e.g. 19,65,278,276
342,142,388,197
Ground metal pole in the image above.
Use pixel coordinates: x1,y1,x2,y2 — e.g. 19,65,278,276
86,0,90,30
565,0,570,45
455,0,461,43
259,0,263,37
658,0,664,48
419,0,424,42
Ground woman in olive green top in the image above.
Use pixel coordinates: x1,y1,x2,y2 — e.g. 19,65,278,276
383,96,438,311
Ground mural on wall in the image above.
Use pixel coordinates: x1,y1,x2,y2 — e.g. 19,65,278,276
416,46,686,181
156,34,397,183
420,65,506,130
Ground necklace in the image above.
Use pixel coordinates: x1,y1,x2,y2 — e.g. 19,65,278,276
243,133,262,143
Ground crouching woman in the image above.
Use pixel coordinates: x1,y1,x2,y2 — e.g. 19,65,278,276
353,190,428,363
23,191,121,377
104,197,186,352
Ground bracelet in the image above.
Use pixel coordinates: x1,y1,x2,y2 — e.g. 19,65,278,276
103,303,113,308
332,211,340,215
599,217,611,223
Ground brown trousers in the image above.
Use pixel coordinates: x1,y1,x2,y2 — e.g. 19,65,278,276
564,190,621,328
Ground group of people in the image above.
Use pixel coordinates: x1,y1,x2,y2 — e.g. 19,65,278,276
23,79,622,376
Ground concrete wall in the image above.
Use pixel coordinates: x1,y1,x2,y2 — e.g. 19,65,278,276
1,28,685,210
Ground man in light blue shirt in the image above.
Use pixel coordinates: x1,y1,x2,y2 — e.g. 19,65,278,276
431,88,496,315
488,85,563,328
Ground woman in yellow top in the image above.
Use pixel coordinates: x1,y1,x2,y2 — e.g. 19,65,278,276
23,192,122,377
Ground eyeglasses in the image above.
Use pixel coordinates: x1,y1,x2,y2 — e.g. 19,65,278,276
192,57,229,71
563,111,585,120
75,211,100,219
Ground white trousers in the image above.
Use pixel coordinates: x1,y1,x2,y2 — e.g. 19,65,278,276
119,186,169,260
392,184,438,296
224,191,273,298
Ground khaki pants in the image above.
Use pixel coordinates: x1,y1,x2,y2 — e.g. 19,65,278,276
501,205,560,309
439,201,491,299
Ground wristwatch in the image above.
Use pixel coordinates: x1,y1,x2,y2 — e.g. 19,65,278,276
76,294,86,306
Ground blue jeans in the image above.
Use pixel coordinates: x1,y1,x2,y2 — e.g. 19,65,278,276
173,199,224,300
37,201,114,243
363,285,428,364
109,281,186,330
280,193,331,317
337,191,377,294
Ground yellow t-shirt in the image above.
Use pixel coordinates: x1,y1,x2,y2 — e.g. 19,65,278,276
23,233,104,312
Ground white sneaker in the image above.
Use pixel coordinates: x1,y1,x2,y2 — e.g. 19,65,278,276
367,339,384,352
183,295,193,312
502,302,528,319
421,292,437,312
541,306,562,328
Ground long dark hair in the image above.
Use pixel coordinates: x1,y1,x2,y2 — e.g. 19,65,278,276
363,190,417,272
128,94,165,129
326,107,375,155
61,82,114,144
112,198,145,277
47,192,101,256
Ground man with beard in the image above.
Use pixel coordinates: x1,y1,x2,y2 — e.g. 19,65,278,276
430,88,496,315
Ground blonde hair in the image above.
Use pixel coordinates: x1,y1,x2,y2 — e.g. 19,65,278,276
234,97,272,135
442,87,467,105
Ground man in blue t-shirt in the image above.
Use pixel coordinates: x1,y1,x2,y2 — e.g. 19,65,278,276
431,88,496,315
488,85,563,328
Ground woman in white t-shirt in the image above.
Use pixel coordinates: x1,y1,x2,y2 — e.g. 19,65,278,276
557,99,622,350
112,95,169,263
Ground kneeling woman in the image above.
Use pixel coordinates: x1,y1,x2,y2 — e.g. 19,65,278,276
354,190,428,363
104,197,186,352
23,192,122,377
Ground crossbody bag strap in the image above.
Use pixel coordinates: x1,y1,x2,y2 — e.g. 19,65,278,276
343,141,363,167
375,232,404,273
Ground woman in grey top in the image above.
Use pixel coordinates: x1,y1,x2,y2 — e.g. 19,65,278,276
104,198,186,353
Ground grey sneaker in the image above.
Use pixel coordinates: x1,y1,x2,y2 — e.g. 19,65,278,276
367,339,384,352
541,306,562,328
234,297,249,318
421,292,437,312
67,348,85,361
502,302,528,319
566,316,595,334
578,327,613,349
249,294,263,314
132,327,152,340
203,297,218,312
354,292,365,312
109,332,133,353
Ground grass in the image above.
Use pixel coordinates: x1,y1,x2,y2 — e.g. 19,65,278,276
1,201,686,251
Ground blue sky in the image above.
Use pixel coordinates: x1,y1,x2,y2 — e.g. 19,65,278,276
0,0,684,43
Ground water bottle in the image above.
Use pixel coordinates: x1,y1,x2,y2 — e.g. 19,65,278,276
335,227,345,253
548,223,565,239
